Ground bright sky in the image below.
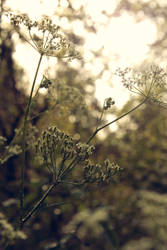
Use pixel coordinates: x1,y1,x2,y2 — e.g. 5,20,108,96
4,0,157,109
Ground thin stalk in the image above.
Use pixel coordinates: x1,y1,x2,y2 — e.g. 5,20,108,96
87,98,147,144
21,164,84,226
20,53,43,228
22,182,58,226
59,157,78,179
54,99,147,187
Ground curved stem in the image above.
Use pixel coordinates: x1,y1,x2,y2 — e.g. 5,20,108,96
20,53,43,229
87,98,147,144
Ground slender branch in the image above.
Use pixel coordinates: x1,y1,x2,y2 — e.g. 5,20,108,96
59,158,78,179
22,182,58,226
28,29,39,50
21,171,84,226
20,53,43,228
86,98,147,144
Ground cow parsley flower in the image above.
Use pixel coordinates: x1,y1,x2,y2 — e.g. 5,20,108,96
9,13,81,60
36,126,76,178
116,65,167,107
104,97,115,110
76,142,95,161
84,159,122,183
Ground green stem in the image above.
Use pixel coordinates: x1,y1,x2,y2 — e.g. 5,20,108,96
21,169,84,226
87,98,147,144
22,182,58,226
20,53,43,229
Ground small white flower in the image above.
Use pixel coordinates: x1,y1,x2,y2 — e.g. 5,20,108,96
8,13,81,60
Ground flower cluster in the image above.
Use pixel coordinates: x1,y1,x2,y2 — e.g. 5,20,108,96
76,142,95,161
36,126,96,178
103,97,115,110
116,65,167,106
36,126,121,184
84,159,122,183
39,75,52,89
36,126,75,178
8,13,81,60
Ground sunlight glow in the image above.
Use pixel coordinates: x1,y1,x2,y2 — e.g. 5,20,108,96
101,13,157,64
5,0,59,18
4,0,157,109
84,12,157,66
86,0,117,22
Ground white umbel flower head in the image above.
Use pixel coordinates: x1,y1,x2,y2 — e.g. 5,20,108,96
8,13,81,60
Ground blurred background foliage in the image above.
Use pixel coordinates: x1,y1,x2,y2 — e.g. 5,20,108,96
1,0,167,249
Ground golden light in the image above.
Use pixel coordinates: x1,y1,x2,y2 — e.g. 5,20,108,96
4,0,157,109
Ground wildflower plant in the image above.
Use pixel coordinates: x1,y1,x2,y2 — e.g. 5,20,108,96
104,97,115,110
9,13,81,59
36,126,76,180
84,159,121,183
4,12,122,230
116,65,167,107
5,12,80,228
4,11,167,235
39,75,52,89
